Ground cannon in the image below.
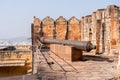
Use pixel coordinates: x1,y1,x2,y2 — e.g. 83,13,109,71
39,37,96,52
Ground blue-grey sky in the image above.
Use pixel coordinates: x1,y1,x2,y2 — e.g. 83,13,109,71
0,0,120,39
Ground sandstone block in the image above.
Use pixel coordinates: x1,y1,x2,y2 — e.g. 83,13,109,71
50,44,83,61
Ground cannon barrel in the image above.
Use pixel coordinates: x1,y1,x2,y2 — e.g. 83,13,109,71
40,37,96,52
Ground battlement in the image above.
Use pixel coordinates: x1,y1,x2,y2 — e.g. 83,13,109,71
32,5,120,55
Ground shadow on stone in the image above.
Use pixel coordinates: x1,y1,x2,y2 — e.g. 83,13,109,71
82,55,114,62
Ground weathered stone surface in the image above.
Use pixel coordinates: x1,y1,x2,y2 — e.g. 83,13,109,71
33,16,41,34
68,17,81,40
32,16,41,47
91,12,97,45
0,75,37,80
37,51,117,80
56,16,67,39
0,46,32,77
103,5,120,54
42,16,54,38
80,5,120,54
116,51,120,77
32,5,120,54
50,44,83,61
31,5,120,80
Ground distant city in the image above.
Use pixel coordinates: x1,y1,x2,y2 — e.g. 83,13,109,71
0,36,31,46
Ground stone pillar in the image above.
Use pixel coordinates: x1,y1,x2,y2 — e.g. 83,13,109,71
87,16,92,41
81,17,84,41
91,12,97,46
32,16,41,47
104,6,111,54
32,16,41,74
104,5,120,55
110,6,118,49
96,9,105,54
96,20,101,54
83,16,89,41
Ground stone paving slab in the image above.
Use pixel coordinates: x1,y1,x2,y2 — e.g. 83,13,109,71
37,52,118,80
0,52,118,80
0,75,37,80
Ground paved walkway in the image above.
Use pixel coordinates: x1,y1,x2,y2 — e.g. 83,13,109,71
0,52,118,80
0,75,37,80
37,51,118,80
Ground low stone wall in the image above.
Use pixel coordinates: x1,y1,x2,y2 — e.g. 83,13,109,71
15,45,31,50
0,46,32,77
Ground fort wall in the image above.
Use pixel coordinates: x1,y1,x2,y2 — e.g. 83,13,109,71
32,5,120,54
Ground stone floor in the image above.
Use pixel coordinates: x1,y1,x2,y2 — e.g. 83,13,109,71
0,51,118,80
36,51,118,80
0,74,37,80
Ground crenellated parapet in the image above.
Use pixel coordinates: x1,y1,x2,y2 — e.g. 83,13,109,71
32,5,120,54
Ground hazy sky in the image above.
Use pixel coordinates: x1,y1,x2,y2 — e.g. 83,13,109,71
0,0,120,39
